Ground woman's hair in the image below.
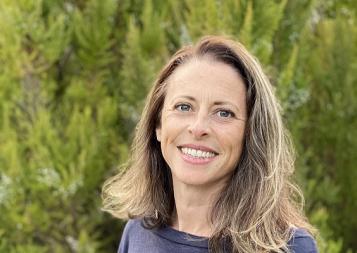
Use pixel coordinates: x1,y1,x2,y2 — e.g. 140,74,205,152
102,35,316,252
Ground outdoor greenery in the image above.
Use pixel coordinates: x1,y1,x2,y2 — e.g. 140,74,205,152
0,0,356,252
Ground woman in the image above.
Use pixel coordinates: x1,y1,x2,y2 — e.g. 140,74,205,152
102,36,318,253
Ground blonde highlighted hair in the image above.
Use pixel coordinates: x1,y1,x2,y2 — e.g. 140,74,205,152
102,35,316,252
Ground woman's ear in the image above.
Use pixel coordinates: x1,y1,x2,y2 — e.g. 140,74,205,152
155,127,161,142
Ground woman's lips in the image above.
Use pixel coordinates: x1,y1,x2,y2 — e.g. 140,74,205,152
178,147,218,165
177,144,219,154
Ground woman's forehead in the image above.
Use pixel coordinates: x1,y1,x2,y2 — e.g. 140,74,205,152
164,58,246,103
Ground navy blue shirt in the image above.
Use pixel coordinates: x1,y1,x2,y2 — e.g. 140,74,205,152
118,219,318,253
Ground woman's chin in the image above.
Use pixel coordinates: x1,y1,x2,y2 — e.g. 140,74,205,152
172,171,210,187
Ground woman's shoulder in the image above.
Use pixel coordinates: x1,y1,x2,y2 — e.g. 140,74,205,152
121,218,145,238
118,219,149,253
123,219,141,231
287,227,318,253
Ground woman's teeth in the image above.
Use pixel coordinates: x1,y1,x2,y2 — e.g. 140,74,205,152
180,147,216,158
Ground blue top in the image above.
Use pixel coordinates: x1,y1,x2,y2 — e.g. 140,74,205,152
118,219,318,253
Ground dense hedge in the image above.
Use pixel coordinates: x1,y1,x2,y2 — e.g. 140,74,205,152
0,0,356,252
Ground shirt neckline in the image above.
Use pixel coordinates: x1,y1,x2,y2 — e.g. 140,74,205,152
152,224,209,248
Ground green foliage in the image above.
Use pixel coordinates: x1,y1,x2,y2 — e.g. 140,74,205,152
0,0,122,252
0,0,356,252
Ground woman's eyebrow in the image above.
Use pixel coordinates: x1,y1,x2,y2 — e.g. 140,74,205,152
171,95,240,111
172,95,196,101
213,101,240,112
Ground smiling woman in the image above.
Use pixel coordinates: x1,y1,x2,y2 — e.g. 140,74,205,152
156,58,247,191
102,36,318,253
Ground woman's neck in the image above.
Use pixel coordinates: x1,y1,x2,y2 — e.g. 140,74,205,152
170,180,224,237
171,202,212,237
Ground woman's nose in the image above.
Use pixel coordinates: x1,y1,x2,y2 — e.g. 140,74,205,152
187,113,210,139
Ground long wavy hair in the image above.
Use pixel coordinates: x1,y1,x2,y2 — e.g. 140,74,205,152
102,35,316,252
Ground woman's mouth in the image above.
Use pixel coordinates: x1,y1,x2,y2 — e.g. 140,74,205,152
177,146,218,165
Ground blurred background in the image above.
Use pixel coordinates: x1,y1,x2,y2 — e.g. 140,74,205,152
0,0,356,252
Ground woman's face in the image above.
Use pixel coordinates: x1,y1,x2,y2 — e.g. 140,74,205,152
156,57,247,189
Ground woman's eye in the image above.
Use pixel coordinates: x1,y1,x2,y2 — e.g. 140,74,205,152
175,104,191,112
217,110,235,118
